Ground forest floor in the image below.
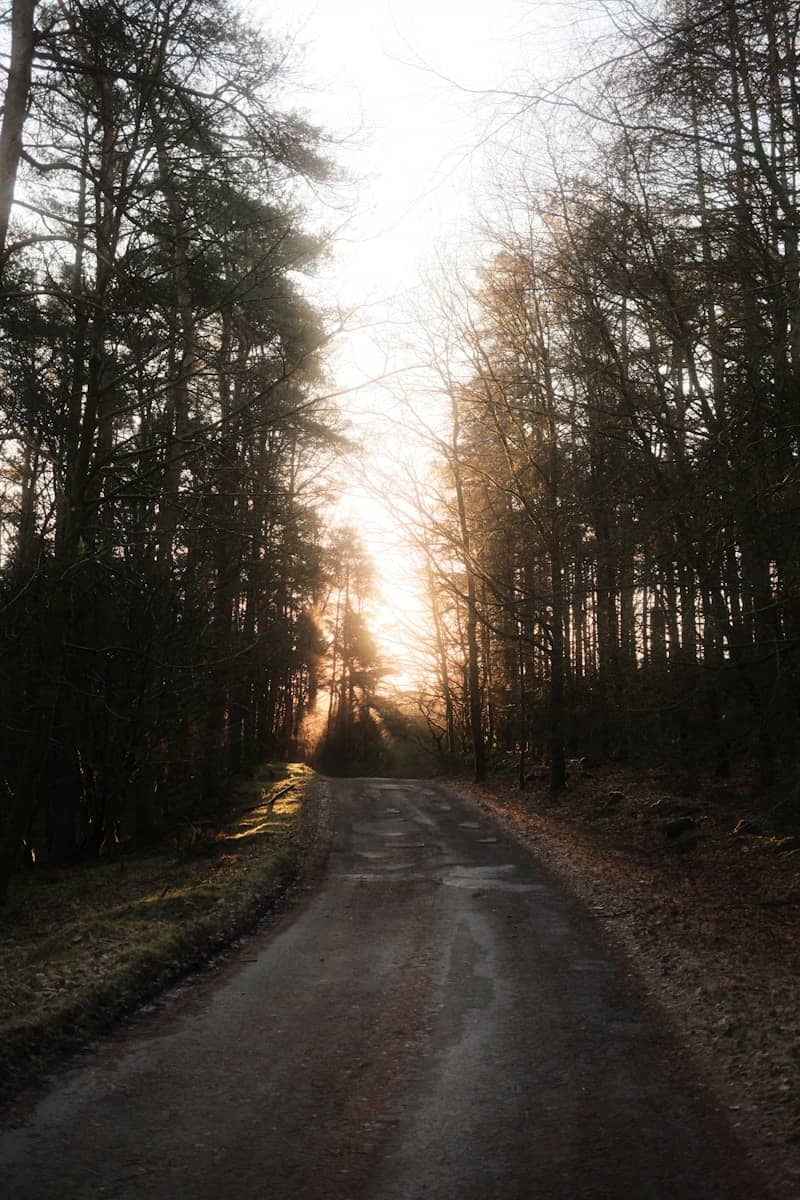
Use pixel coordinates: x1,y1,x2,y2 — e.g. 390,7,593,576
0,762,322,1107
452,764,800,1200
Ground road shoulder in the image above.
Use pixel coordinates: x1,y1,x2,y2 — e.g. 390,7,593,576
444,771,800,1200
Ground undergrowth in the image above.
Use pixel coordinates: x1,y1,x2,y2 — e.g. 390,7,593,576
0,762,316,1103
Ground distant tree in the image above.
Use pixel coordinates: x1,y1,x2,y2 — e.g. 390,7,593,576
318,526,386,772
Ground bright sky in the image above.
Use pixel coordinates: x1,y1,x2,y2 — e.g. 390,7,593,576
245,1,602,684
255,2,595,304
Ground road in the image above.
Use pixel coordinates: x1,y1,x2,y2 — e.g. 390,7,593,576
0,778,768,1199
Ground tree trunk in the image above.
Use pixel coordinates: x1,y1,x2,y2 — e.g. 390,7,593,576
0,0,36,264
450,395,486,783
549,548,567,794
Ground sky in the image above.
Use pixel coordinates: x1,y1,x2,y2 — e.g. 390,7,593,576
252,2,595,309
245,1,601,681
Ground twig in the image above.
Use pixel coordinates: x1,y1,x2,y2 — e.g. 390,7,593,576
267,784,294,808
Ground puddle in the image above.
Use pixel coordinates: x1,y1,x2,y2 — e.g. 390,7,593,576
352,821,409,836
446,864,517,878
444,877,540,894
334,870,428,882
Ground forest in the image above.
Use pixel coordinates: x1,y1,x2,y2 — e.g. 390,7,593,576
1,0,799,901
0,0,367,901
404,0,800,799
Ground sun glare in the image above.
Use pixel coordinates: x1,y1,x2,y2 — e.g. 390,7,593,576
244,0,592,694
332,479,429,689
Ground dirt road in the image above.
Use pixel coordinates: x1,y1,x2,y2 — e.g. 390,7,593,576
0,779,769,1199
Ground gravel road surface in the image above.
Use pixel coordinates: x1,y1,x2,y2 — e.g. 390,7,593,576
0,778,770,1199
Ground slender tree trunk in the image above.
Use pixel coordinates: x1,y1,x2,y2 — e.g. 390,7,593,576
0,0,36,264
15,431,40,570
425,549,456,756
150,101,195,574
449,395,486,783
549,547,567,793
548,435,567,794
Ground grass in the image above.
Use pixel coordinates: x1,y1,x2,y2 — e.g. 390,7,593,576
0,762,317,1102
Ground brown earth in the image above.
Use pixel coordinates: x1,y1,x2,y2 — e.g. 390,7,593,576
450,765,800,1200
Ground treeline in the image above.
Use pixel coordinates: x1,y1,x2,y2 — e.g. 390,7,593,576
414,0,800,792
316,527,385,773
0,0,339,897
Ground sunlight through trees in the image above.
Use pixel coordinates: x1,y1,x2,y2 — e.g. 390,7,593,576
2,0,800,889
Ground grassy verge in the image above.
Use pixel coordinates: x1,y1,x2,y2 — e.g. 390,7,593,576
0,762,318,1104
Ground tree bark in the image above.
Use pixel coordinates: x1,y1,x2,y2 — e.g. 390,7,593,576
0,0,36,264
450,394,486,783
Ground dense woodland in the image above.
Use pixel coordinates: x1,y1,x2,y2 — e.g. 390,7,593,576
2,0,800,900
409,0,800,795
0,0,353,899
